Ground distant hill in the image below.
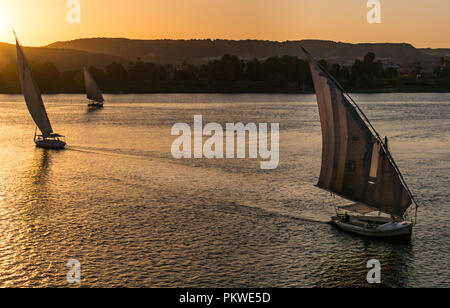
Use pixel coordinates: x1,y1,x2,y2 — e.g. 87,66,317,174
0,42,127,71
420,48,450,58
1,39,449,94
0,39,443,74
47,38,440,68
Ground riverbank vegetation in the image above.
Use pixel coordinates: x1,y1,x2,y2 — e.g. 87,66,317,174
0,53,449,94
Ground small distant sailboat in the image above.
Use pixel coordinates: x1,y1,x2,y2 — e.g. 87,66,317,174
83,67,104,108
15,32,66,149
303,47,418,239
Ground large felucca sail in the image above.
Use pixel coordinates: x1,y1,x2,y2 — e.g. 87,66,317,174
15,32,65,149
15,33,53,138
303,48,417,220
83,67,104,106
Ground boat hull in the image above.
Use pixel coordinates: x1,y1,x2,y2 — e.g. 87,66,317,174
88,102,103,108
35,139,66,149
331,216,412,239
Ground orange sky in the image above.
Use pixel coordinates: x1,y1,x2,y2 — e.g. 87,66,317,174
0,0,449,48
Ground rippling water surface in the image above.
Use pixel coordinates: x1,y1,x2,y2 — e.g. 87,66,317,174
0,93,448,287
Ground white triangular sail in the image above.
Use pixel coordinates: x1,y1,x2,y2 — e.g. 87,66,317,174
83,67,104,103
15,34,53,138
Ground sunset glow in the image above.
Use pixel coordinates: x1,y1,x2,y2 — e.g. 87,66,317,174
0,0,448,291
0,3,11,38
0,0,449,47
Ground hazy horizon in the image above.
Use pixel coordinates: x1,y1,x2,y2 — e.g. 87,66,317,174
0,36,448,50
0,0,449,48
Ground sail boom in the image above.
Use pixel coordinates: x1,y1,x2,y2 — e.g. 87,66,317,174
338,203,378,215
315,185,406,218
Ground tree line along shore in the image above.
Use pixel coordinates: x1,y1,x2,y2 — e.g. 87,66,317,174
0,52,449,94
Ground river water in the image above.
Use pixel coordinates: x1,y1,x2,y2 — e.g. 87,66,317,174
0,93,448,287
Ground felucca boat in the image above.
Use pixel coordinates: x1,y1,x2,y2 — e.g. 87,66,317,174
303,47,418,239
83,66,104,108
15,32,66,149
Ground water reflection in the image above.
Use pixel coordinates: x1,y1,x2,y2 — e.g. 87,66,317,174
87,107,103,114
0,149,56,287
0,94,447,287
25,149,51,197
315,228,413,287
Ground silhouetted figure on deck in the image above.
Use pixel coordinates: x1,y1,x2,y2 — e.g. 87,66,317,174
342,211,350,223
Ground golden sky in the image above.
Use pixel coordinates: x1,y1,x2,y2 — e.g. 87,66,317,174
0,0,449,47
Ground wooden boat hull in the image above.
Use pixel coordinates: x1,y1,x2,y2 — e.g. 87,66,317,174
88,102,103,108
331,216,412,239
35,139,66,149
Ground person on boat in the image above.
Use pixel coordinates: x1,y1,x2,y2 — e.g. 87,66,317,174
342,211,350,223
